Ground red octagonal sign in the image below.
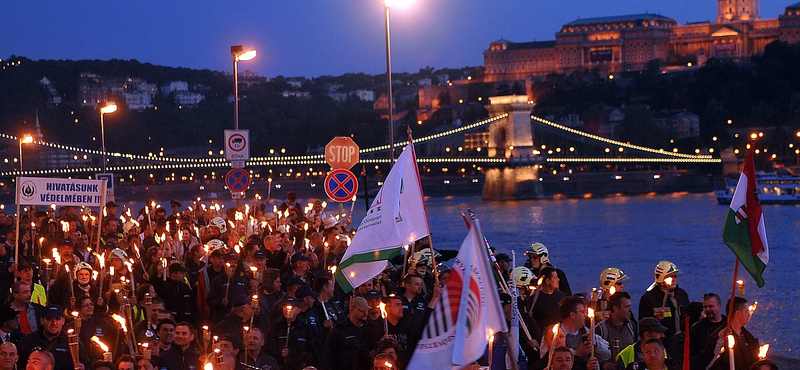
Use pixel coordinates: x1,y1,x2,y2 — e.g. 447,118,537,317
325,137,359,170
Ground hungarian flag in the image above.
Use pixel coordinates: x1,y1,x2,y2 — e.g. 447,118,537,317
407,218,507,369
335,143,430,292
722,145,769,287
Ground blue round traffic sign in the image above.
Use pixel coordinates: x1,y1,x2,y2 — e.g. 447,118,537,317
324,169,358,202
226,168,250,192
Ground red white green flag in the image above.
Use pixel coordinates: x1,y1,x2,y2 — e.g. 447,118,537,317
722,145,769,287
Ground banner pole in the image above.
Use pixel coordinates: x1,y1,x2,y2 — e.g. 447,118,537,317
406,126,437,282
726,257,739,336
14,177,21,266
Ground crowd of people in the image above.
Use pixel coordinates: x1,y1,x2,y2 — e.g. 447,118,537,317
0,190,779,370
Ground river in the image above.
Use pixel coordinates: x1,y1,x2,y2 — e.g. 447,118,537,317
122,192,799,355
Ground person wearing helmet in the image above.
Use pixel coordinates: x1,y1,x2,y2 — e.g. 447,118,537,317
599,267,628,295
205,217,228,243
72,262,102,308
524,243,572,295
513,266,535,300
638,261,689,353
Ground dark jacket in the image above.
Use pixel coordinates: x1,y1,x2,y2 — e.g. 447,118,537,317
154,277,201,327
18,328,90,370
322,318,366,370
206,271,250,322
701,326,758,370
638,286,690,349
160,344,203,370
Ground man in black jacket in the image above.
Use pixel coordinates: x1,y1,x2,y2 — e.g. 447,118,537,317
211,295,251,344
322,297,369,370
153,263,201,327
17,305,90,370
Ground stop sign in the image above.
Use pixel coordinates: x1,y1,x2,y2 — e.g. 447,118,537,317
325,137,360,169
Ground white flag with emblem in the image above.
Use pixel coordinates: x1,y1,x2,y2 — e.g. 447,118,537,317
408,218,507,369
335,143,429,292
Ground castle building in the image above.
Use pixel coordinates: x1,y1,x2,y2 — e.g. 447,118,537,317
484,1,800,83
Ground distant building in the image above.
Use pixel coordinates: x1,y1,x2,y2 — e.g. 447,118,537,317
237,70,268,89
39,77,61,107
161,81,189,95
654,110,700,139
123,92,153,111
174,91,204,108
351,89,374,102
78,72,110,108
286,78,304,89
373,92,396,119
483,0,800,86
281,91,311,99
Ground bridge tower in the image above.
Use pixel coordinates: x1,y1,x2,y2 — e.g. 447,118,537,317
482,95,544,200
486,95,535,158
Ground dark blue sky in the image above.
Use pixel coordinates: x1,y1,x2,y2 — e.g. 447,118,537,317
1,1,791,78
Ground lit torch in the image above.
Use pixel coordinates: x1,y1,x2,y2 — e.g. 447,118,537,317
67,329,80,367
91,336,112,362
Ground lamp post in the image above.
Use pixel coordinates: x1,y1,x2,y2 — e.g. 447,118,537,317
382,0,395,167
18,135,33,174
100,102,117,173
231,46,257,130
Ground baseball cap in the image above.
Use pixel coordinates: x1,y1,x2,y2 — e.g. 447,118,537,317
43,305,64,319
349,297,371,311
254,250,267,259
168,263,189,273
639,317,668,333
286,276,306,287
495,253,512,263
291,253,310,264
230,295,250,308
363,290,383,301
296,285,319,299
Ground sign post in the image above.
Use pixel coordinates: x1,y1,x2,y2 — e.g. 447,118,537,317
225,130,250,168
325,137,360,219
226,168,250,201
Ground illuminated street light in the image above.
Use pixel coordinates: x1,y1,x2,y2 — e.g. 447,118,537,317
19,135,33,173
100,102,117,173
231,45,257,130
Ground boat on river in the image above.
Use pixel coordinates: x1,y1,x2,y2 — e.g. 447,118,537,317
716,169,800,204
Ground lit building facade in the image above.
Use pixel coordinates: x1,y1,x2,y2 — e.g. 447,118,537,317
484,0,800,83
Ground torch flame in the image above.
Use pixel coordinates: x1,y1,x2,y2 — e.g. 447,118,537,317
609,286,616,295
758,344,769,359
329,265,337,275
727,334,735,349
111,314,127,332
587,307,594,317
664,277,674,286
91,336,109,352
379,302,387,318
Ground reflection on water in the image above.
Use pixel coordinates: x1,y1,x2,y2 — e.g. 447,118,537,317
415,193,800,355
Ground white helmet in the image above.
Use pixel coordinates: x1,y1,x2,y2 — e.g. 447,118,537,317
526,242,550,264
209,217,228,233
109,248,128,261
514,266,535,287
207,239,227,252
74,261,93,279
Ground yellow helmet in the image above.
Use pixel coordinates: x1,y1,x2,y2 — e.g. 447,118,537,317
514,266,535,287
654,261,679,284
412,248,440,267
526,242,549,264
599,267,628,290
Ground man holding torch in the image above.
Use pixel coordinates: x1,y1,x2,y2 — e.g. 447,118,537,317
638,261,689,351
17,304,90,370
153,263,201,328
701,297,759,370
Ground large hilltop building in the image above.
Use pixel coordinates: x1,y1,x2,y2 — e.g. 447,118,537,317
483,0,800,82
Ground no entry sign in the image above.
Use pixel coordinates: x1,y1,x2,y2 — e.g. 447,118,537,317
225,168,250,192
324,169,358,202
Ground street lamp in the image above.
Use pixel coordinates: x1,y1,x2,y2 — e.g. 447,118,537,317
231,45,257,130
100,102,117,173
19,135,33,174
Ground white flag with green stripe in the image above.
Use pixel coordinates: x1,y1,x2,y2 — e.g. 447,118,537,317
335,143,429,292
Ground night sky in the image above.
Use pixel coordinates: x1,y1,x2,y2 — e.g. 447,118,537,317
0,0,791,78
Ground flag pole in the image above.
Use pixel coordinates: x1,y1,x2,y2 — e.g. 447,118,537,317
406,126,437,282
468,211,534,343
726,257,739,336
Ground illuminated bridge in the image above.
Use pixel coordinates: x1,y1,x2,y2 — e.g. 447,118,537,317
0,96,719,199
